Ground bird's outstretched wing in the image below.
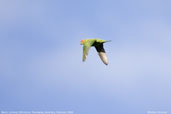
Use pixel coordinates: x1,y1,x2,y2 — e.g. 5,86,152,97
95,44,108,65
82,43,91,62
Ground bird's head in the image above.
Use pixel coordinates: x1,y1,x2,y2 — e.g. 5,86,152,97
80,39,85,45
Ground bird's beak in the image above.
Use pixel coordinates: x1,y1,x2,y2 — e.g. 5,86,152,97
80,40,84,45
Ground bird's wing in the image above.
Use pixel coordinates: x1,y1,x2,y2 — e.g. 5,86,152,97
95,43,108,65
82,43,91,62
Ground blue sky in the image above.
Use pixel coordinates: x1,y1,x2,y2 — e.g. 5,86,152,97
0,0,171,114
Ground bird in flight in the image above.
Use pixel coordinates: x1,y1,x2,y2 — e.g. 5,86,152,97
80,38,111,65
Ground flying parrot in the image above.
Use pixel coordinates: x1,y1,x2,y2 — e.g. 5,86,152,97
80,38,111,65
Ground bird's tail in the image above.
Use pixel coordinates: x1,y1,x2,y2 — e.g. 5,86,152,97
105,40,111,43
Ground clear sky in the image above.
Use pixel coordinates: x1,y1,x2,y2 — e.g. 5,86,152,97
0,0,171,114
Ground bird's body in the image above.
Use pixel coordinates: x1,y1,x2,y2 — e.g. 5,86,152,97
80,38,110,65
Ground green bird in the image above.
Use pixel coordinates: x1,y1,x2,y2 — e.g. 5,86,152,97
80,38,111,65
